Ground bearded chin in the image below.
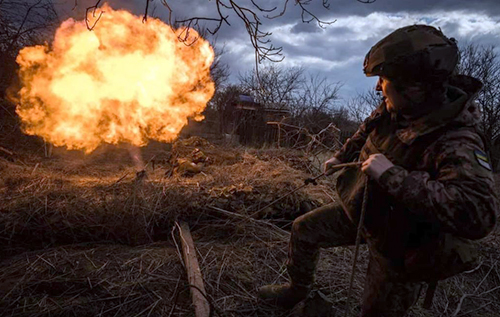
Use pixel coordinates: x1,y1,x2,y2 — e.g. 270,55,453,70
396,99,436,120
384,98,422,122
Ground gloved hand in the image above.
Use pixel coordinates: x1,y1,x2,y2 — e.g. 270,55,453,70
361,154,394,181
324,156,341,174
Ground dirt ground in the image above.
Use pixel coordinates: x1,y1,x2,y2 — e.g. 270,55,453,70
0,140,499,316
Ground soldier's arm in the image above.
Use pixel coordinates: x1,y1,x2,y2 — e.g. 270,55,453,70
334,103,385,163
378,129,497,240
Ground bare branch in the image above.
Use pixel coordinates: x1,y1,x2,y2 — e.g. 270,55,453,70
164,0,338,65
160,0,173,25
142,0,150,23
6,0,43,52
69,0,375,74
296,0,336,27
250,0,276,13
0,1,57,54
86,0,104,31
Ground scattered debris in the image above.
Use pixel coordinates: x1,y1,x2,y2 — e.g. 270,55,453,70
174,158,203,176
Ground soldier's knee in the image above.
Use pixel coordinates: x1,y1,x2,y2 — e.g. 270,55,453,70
292,214,310,236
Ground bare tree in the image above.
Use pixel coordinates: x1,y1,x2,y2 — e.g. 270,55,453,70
456,43,500,168
0,0,57,52
293,73,342,130
0,0,58,95
210,43,230,91
346,88,381,124
238,64,305,109
208,84,246,134
239,64,347,152
239,65,343,129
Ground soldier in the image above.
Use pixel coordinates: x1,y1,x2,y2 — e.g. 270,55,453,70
259,25,498,316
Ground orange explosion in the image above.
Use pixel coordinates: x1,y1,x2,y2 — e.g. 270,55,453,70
15,5,215,153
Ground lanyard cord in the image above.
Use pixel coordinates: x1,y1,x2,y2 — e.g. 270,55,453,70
344,176,369,317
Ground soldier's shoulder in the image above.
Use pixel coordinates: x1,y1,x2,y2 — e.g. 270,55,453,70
425,126,488,165
430,126,495,174
434,126,484,148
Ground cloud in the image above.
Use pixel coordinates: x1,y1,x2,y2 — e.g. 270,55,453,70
53,1,500,98
257,10,500,96
290,22,323,34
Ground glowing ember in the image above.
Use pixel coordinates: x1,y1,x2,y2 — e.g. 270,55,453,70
15,4,215,153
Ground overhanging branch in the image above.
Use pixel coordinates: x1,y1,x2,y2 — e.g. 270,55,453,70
83,0,377,63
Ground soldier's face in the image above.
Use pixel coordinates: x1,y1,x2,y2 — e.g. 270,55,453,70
377,77,403,113
376,77,423,116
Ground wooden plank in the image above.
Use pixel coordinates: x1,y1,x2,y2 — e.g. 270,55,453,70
178,222,210,317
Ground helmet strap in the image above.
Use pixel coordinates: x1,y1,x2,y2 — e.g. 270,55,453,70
393,83,445,119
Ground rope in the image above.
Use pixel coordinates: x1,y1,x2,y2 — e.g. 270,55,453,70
344,176,369,317
246,162,362,219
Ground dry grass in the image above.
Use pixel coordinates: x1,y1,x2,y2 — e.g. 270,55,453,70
0,141,330,256
0,243,185,316
0,140,499,316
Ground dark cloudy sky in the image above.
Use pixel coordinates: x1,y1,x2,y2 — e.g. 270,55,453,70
57,0,500,99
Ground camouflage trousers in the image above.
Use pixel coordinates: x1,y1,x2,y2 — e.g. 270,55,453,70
287,203,422,316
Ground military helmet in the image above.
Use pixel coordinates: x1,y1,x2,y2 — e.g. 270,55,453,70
363,25,458,83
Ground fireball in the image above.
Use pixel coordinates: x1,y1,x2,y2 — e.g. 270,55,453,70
15,4,215,153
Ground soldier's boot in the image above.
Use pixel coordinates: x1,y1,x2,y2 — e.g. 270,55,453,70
258,283,310,309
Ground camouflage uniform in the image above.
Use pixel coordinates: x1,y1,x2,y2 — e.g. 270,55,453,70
287,75,498,316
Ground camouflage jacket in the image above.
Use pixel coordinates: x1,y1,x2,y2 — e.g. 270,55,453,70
334,75,497,273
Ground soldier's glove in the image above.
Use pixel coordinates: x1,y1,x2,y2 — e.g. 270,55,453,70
361,153,394,181
324,156,341,174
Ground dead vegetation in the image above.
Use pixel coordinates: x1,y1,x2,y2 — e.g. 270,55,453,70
0,139,499,316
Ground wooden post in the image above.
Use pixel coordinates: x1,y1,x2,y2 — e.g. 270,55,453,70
44,141,52,158
178,222,210,317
